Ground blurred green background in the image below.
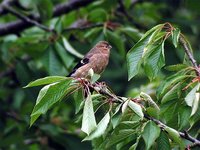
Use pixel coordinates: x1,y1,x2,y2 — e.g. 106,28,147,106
0,0,200,149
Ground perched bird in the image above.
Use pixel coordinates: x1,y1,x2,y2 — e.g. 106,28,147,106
68,41,112,78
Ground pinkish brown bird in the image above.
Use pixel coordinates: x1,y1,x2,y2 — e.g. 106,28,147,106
68,41,112,78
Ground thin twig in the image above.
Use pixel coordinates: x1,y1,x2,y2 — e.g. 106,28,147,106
179,34,200,76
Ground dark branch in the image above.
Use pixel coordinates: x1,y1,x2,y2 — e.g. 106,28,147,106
0,0,95,36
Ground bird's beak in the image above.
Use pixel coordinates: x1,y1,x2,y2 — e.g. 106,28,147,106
108,45,112,49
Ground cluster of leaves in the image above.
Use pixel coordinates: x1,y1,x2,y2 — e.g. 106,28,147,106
1,0,200,149
25,22,200,150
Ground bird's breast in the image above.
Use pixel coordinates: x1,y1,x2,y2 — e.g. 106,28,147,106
91,54,109,74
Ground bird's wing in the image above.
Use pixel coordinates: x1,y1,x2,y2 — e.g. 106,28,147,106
67,57,89,77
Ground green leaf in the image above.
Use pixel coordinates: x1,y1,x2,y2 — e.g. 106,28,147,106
184,83,200,116
157,74,192,99
62,37,84,59
74,88,84,114
54,42,74,69
111,103,123,128
83,112,110,141
106,129,136,148
129,136,141,150
106,30,126,57
36,0,53,20
172,28,180,48
144,42,165,80
25,76,68,88
30,79,72,126
126,24,164,80
142,121,160,150
164,126,185,149
157,131,171,150
120,27,142,41
128,100,144,119
81,93,97,135
42,46,65,75
161,82,181,104
178,106,190,130
87,8,107,22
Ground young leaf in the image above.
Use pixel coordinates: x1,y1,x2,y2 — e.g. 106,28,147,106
35,0,53,20
122,100,129,113
157,131,171,150
185,83,200,116
30,79,72,126
81,93,97,135
25,76,68,88
191,92,200,116
140,92,159,110
128,100,144,119
126,24,164,80
83,112,110,141
144,42,165,80
172,28,180,48
142,121,160,150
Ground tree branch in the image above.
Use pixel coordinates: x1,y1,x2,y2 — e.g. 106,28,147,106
0,0,95,36
0,0,16,15
179,34,200,76
86,81,200,147
144,114,200,147
2,2,54,32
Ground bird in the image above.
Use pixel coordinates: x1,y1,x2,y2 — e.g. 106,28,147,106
67,41,112,79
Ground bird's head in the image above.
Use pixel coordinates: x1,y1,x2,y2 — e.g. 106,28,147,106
95,41,112,52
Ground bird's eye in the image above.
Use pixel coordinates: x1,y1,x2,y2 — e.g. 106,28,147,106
105,44,109,48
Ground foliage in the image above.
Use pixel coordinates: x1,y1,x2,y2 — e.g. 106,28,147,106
0,0,200,150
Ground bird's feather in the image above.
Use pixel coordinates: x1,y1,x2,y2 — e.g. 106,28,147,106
67,58,89,77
